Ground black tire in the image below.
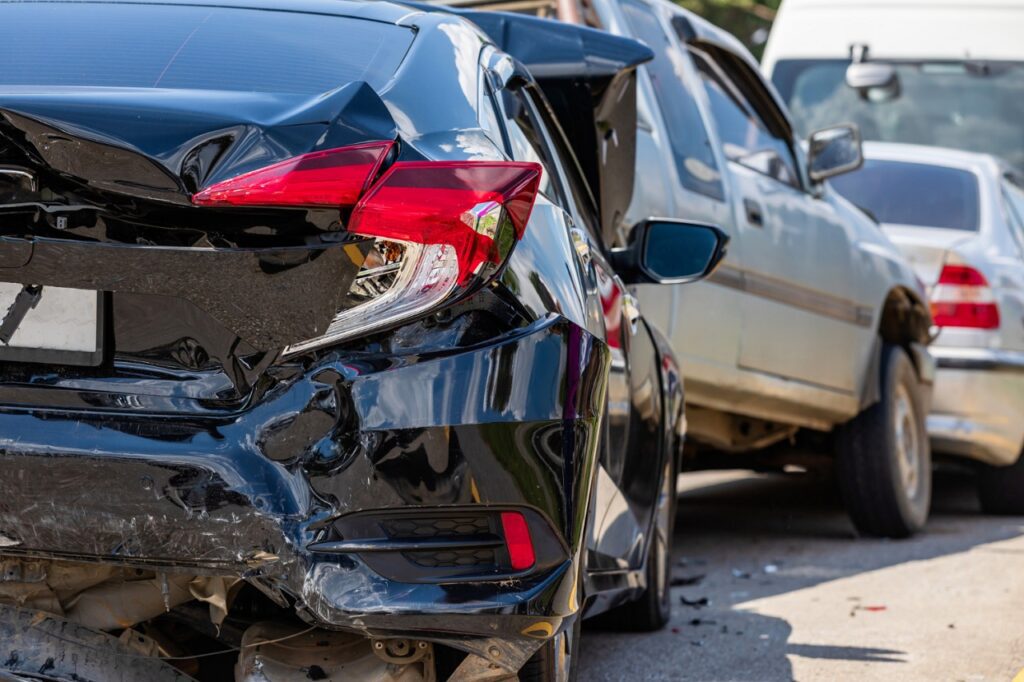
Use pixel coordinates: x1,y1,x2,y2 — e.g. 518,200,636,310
978,453,1024,514
837,344,931,538
0,605,192,681
593,453,675,631
518,615,581,682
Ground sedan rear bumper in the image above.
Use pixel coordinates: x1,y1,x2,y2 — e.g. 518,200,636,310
928,347,1024,466
0,316,609,665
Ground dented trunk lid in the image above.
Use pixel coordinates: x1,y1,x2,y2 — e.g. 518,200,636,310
0,3,415,409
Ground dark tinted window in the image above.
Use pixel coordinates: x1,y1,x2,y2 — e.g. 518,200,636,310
524,89,601,238
691,49,800,188
0,4,412,94
620,0,724,201
500,89,562,202
830,160,980,231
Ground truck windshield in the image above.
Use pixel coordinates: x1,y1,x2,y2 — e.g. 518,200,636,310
829,159,980,231
772,60,1024,171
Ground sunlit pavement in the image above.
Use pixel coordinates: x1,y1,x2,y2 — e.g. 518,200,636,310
580,469,1024,681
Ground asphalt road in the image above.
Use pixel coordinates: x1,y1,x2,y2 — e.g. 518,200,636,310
579,469,1024,681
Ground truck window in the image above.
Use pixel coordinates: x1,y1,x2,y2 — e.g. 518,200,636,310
620,0,724,201
691,48,800,189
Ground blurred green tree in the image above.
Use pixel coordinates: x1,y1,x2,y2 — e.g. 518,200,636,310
674,0,780,60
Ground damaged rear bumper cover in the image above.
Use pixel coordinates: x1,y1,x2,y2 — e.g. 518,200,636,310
0,316,608,661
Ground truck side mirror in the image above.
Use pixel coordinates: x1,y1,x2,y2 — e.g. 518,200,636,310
808,124,864,182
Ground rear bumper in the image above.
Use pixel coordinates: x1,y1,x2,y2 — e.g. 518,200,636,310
927,347,1024,466
0,315,608,662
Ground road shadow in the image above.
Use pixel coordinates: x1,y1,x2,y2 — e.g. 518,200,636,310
579,469,1024,680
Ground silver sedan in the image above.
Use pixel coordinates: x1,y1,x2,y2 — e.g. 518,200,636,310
831,142,1024,512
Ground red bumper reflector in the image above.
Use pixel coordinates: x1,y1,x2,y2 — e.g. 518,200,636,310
500,511,536,571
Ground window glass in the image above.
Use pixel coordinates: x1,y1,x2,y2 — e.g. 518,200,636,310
478,73,504,148
521,89,601,238
500,88,562,202
691,50,800,188
773,59,1024,172
620,0,724,201
829,160,980,231
0,4,412,94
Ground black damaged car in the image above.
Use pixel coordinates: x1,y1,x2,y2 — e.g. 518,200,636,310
0,2,727,680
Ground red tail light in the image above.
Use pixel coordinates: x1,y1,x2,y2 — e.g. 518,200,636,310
192,141,393,208
500,511,536,571
938,264,988,287
192,143,542,351
348,162,541,283
931,264,1000,329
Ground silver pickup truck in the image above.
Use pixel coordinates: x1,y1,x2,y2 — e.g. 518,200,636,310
591,0,935,537
433,0,936,537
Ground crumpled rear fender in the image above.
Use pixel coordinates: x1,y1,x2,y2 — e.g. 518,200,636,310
0,315,610,661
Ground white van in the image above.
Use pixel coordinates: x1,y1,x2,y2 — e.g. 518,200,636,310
762,0,1024,170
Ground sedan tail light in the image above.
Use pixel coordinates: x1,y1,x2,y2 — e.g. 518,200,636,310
930,264,1000,329
193,143,542,353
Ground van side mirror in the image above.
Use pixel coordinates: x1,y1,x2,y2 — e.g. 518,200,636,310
611,220,729,285
807,124,863,183
845,62,901,102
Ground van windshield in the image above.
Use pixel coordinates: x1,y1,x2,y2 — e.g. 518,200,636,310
772,60,1024,171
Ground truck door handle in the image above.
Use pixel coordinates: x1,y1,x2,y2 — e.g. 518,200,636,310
744,198,764,227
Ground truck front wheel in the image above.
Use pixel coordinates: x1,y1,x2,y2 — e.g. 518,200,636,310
837,344,931,538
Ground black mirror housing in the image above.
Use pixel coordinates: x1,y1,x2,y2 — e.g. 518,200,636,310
807,124,864,183
611,219,729,285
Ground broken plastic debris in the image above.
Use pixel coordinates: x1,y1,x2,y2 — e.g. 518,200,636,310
731,569,751,579
850,604,887,616
763,564,779,574
679,596,709,608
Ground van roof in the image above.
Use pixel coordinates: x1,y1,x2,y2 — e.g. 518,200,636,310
763,0,1024,72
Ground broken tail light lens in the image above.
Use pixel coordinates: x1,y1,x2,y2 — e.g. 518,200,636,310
931,264,1001,329
192,141,393,208
193,143,542,354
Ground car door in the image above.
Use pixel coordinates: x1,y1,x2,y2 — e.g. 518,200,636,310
493,74,658,570
690,45,865,395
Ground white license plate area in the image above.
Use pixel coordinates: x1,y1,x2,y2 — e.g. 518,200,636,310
0,284,102,365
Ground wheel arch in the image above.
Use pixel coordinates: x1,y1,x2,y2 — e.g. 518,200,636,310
859,286,934,410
